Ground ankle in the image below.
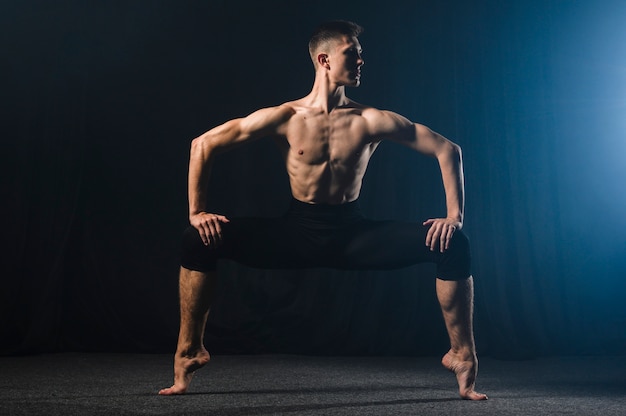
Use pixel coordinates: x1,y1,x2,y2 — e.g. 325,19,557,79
447,347,476,361
176,344,207,357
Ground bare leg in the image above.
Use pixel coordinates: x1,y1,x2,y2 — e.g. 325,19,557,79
159,267,216,395
436,276,488,400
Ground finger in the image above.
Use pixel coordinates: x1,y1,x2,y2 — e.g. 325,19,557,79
425,222,435,248
206,221,219,247
440,225,448,253
429,223,441,251
209,217,227,247
432,228,442,251
212,219,224,245
444,225,456,251
199,223,210,246
217,215,230,223
205,222,217,246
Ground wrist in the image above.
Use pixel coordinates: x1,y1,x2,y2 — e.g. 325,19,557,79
189,210,206,218
447,214,463,225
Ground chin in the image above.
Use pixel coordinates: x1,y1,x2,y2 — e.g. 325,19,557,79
340,76,361,88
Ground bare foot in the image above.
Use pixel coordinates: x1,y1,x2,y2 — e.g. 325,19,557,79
442,350,488,400
158,348,210,395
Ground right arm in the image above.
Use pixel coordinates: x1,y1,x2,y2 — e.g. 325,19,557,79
364,109,465,253
188,105,294,246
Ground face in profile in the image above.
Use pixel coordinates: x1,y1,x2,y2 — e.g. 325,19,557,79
329,36,365,87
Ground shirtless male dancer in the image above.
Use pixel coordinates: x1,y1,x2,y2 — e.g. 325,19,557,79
159,21,487,400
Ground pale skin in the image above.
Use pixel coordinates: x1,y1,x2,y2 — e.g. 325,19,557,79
159,35,487,400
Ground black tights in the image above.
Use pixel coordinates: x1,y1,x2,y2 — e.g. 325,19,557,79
181,199,471,280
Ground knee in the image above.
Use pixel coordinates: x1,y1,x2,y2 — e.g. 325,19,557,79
180,226,217,272
437,230,471,281
448,229,470,255
181,226,204,251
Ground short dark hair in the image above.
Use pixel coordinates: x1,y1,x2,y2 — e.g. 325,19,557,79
308,20,363,62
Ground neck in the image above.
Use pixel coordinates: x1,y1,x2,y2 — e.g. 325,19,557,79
305,70,350,113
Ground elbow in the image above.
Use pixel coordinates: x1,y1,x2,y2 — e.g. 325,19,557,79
438,140,462,161
190,135,204,149
447,138,462,155
190,136,202,157
190,134,213,159
451,142,462,159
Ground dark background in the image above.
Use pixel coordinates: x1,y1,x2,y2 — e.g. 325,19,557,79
3,0,625,359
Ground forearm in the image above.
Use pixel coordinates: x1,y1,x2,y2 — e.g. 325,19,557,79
187,119,246,217
185,106,290,220
187,136,215,218
437,142,465,223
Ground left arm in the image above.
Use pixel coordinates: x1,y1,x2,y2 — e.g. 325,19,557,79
367,110,465,252
417,124,464,253
411,123,465,224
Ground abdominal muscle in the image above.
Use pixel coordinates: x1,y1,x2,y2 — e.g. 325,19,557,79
280,136,378,205
287,162,361,204
275,103,380,205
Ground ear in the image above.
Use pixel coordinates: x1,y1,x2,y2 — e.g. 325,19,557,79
317,53,330,69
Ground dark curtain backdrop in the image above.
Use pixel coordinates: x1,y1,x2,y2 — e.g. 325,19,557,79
3,0,625,358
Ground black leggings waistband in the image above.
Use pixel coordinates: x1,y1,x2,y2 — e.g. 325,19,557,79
287,198,364,223
289,198,361,213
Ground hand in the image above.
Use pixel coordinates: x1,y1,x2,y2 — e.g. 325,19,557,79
422,218,462,253
190,212,230,247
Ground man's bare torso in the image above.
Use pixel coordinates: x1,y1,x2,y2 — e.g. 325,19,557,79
274,99,380,205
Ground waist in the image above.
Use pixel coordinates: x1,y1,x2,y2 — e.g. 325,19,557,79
287,198,363,222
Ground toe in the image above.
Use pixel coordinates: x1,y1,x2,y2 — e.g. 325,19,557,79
158,385,186,396
462,390,488,401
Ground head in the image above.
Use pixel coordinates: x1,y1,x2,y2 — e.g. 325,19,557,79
309,20,365,86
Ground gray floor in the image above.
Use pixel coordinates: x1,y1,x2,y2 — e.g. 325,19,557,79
1,353,625,415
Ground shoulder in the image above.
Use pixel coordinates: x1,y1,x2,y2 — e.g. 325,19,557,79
247,103,296,121
360,106,410,123
359,107,414,137
240,103,297,133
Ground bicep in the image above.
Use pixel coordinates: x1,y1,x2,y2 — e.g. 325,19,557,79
366,110,412,143
198,106,293,152
378,112,451,157
410,123,452,156
240,106,292,138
